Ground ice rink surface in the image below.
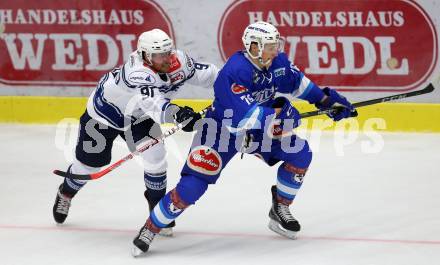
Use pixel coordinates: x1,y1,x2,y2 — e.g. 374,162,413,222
1,124,439,265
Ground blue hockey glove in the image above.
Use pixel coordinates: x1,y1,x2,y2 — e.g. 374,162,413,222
315,87,358,121
271,97,301,137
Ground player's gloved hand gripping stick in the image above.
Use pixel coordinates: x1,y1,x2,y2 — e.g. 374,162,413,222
54,83,434,181
53,105,211,180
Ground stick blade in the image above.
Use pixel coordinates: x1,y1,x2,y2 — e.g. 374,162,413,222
425,83,435,93
52,169,92,180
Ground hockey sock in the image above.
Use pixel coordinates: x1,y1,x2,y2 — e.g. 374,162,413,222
148,175,208,229
61,166,86,196
144,171,167,206
276,162,307,204
149,189,189,229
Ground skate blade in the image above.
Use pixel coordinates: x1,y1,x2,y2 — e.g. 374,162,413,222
268,220,298,239
131,246,147,258
158,227,173,237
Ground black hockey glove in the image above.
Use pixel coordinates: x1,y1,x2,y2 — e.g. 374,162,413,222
174,106,202,132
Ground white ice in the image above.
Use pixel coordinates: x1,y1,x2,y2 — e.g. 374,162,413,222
1,124,439,265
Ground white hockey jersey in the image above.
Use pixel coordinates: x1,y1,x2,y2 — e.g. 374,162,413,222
86,50,218,129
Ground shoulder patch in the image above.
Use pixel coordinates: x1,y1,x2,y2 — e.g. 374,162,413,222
128,71,156,85
274,67,286,77
231,83,248,94
186,146,222,176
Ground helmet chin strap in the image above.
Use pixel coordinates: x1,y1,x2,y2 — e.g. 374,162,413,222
259,57,273,66
247,43,274,67
140,51,154,66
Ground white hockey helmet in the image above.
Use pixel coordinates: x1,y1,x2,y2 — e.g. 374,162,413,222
137,29,174,63
242,21,282,62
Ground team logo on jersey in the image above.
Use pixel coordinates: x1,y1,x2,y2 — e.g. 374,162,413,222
187,146,222,176
261,72,273,84
231,83,248,94
170,71,185,83
252,86,275,103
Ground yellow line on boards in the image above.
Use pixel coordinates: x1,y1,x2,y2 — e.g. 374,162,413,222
0,96,439,132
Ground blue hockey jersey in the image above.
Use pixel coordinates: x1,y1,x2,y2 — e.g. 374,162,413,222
209,51,326,134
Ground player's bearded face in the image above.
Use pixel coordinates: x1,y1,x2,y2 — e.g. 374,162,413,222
151,51,174,72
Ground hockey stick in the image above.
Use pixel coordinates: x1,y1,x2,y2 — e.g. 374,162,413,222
269,83,435,139
53,106,212,180
299,83,435,118
54,83,434,180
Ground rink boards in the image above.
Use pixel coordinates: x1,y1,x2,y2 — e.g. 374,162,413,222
0,96,439,132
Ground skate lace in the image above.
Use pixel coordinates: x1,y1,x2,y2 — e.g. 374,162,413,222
56,192,71,215
277,204,295,222
139,228,155,244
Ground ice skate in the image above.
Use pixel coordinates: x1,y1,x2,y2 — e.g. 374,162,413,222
268,185,300,239
132,225,157,257
52,184,75,224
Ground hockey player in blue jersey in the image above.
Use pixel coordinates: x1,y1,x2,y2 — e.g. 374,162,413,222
132,21,357,256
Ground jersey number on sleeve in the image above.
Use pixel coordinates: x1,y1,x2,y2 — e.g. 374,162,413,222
194,63,209,70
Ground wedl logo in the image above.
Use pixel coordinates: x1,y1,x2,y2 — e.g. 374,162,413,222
218,0,437,91
0,0,174,86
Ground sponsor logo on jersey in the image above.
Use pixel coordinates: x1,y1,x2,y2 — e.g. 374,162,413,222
231,83,248,94
218,0,437,92
168,54,181,73
0,0,175,87
187,146,222,176
274,67,286,77
128,71,156,84
170,71,185,83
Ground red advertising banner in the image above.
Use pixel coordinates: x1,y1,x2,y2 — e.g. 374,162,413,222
218,0,438,91
0,0,173,86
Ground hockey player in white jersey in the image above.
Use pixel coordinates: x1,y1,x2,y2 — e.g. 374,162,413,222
52,29,218,236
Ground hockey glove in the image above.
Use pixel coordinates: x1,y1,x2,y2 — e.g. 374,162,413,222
174,106,202,132
271,97,301,137
315,87,358,121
